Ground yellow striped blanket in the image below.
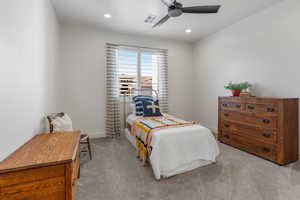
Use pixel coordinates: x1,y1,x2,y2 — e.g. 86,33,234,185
130,114,198,162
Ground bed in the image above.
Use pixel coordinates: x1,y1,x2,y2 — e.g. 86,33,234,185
123,89,220,180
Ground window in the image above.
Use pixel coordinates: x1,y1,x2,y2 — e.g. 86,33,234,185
117,48,159,96
118,50,138,95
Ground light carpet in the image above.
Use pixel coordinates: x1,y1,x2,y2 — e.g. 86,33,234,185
77,137,300,200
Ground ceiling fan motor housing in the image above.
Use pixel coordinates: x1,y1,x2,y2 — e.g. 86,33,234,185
168,8,182,17
168,2,183,17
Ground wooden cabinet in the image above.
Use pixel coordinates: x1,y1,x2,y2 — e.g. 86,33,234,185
218,97,299,165
0,131,81,200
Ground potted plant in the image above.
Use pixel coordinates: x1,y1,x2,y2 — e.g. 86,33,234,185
224,82,251,97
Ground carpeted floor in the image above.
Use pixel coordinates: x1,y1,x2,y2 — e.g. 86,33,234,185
77,137,300,200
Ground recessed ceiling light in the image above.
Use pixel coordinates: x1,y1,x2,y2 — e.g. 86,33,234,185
185,29,192,34
104,13,112,19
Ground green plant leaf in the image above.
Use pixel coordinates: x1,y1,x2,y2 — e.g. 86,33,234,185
224,82,251,91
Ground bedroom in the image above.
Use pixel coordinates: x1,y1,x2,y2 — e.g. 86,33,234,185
0,0,300,199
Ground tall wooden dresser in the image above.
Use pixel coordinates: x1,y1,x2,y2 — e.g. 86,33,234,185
0,131,81,200
218,97,299,165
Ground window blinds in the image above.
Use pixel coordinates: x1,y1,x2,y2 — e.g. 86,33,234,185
106,43,121,137
156,50,168,113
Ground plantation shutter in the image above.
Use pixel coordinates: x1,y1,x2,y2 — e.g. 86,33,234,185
156,50,168,113
105,43,121,137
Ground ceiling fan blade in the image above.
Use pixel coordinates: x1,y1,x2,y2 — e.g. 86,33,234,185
152,15,170,28
160,0,174,7
182,5,221,14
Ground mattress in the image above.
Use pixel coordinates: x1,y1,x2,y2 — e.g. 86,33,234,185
125,114,220,180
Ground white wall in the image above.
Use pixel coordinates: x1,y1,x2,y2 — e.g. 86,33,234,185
0,0,61,161
192,0,300,133
60,25,194,138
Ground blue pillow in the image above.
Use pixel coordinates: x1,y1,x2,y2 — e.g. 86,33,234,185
133,95,153,102
141,99,162,117
133,95,154,116
134,100,144,116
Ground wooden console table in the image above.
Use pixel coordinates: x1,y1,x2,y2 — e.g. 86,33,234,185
0,131,81,200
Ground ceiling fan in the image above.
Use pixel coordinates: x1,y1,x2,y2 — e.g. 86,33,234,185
153,0,221,28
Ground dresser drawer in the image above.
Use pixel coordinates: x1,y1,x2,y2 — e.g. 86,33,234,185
222,121,277,144
221,101,243,111
0,176,65,200
220,131,231,144
221,132,276,161
221,111,277,129
231,134,276,161
245,103,277,114
0,165,65,187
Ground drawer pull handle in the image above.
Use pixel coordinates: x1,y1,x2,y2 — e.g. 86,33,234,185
224,113,229,117
262,133,271,138
6,190,22,195
248,105,255,110
224,124,230,128
235,104,241,108
262,147,270,152
224,135,230,139
262,119,270,124
223,103,228,107
267,107,275,112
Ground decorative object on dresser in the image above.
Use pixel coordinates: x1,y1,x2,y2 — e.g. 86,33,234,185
224,82,252,97
218,97,299,165
47,112,92,160
0,131,81,200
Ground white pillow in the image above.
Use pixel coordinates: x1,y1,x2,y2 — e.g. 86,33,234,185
51,114,73,132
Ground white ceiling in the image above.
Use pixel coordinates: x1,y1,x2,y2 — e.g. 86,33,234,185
51,0,282,42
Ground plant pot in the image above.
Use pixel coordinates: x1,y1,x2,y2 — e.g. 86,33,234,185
231,90,241,97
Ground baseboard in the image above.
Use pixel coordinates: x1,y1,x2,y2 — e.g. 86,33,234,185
86,131,106,139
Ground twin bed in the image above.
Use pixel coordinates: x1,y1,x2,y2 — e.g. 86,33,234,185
124,89,220,180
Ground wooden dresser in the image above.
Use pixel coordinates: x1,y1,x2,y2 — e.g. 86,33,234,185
0,131,81,200
218,97,299,165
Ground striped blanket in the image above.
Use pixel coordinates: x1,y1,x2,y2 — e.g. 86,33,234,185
130,114,198,163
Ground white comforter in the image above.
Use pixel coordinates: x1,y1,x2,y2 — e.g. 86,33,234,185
127,114,220,180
